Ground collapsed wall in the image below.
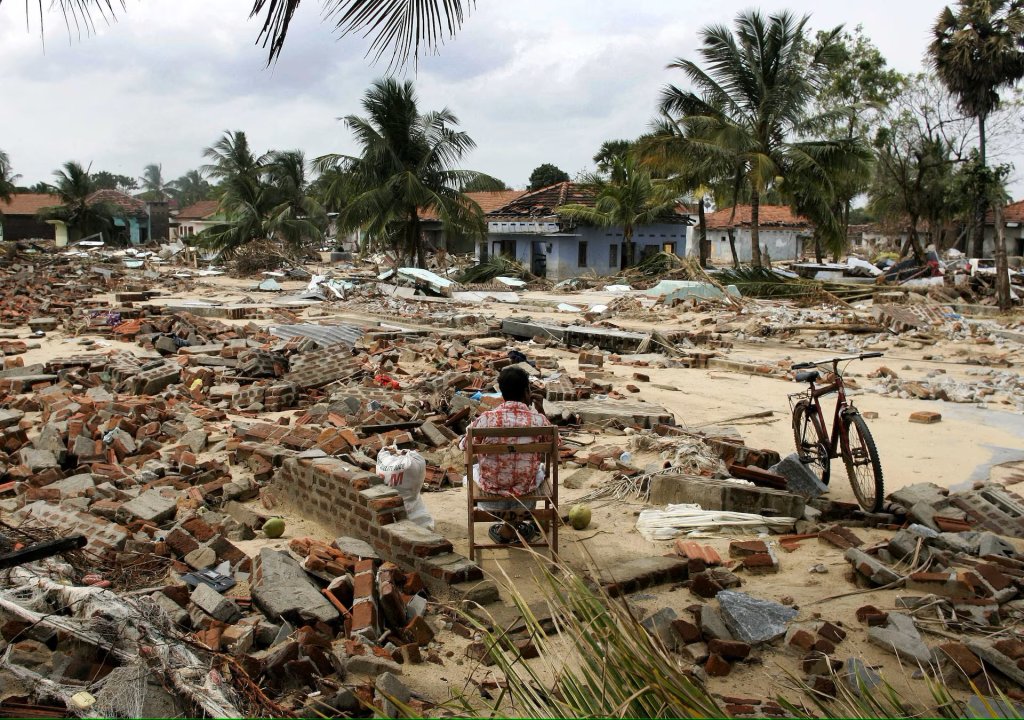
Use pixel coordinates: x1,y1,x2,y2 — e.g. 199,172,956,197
269,454,494,601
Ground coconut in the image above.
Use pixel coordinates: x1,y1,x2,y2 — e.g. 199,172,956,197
263,517,286,538
568,504,591,530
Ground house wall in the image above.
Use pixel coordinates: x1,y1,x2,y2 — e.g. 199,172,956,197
708,227,806,263
982,226,1024,258
0,215,56,241
481,222,688,280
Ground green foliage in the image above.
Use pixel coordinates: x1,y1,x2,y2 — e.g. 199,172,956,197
593,139,634,175
91,170,137,193
868,75,976,258
11,0,471,69
930,0,1024,124
138,162,169,201
169,169,215,208
318,77,489,266
460,174,509,192
557,155,681,269
528,163,570,191
0,149,19,204
196,131,325,259
660,10,864,267
36,161,122,243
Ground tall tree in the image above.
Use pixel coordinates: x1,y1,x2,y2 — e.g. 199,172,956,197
140,163,169,200
169,169,215,208
805,25,906,245
528,164,570,191
661,10,854,267
198,132,324,257
318,78,490,267
868,76,973,261
9,0,470,68
593,140,634,175
92,171,138,193
37,161,120,242
636,119,732,268
930,0,1024,310
556,155,682,270
460,175,509,192
0,149,19,203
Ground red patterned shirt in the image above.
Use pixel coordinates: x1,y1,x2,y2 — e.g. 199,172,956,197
460,401,552,496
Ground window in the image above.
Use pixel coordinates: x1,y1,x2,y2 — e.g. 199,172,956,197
663,242,675,255
578,241,588,267
609,244,618,268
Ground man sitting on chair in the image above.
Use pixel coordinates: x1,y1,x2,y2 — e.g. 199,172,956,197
460,365,551,545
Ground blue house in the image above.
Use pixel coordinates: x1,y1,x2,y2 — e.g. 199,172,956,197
86,189,168,245
479,182,693,280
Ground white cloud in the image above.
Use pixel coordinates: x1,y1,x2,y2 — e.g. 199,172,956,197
3,0,1019,195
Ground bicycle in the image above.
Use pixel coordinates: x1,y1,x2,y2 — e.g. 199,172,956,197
788,352,886,512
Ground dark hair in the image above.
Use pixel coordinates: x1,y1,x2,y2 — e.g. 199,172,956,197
498,366,530,402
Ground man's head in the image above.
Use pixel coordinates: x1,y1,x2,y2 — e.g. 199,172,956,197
498,366,531,403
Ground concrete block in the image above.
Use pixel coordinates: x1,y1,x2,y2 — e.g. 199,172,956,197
190,582,243,623
768,453,828,499
119,489,178,524
252,548,340,624
649,473,804,519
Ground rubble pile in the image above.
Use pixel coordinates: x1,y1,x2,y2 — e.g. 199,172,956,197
0,244,1022,716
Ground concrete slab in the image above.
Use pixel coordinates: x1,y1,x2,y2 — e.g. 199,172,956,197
649,473,804,519
548,398,675,429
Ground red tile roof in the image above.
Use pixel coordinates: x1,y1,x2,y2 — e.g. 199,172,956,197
704,204,811,230
87,189,147,215
419,190,526,222
487,182,692,221
176,200,221,220
986,199,1024,224
0,193,60,216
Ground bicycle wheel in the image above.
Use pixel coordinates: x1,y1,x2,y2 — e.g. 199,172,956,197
841,411,884,512
792,400,830,486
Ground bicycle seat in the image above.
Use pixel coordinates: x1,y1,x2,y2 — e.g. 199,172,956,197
795,370,820,383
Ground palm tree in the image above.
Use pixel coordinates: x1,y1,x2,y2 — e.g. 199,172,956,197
140,163,169,200
37,161,120,242
636,118,737,268
930,0,1024,309
0,149,19,203
9,0,470,68
318,78,491,267
198,132,324,258
660,10,852,267
169,169,214,208
557,155,683,270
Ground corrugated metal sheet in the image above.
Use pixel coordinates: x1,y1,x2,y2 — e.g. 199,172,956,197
268,323,365,348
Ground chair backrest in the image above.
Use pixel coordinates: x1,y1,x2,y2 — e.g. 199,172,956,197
465,424,558,489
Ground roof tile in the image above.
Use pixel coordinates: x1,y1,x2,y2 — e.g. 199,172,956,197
704,204,811,230
0,193,60,216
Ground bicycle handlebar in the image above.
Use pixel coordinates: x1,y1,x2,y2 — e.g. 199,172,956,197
791,351,883,370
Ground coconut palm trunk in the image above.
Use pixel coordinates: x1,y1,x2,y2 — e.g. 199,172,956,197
750,189,763,267
697,200,709,267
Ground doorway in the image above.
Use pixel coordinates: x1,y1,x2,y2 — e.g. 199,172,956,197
531,241,547,277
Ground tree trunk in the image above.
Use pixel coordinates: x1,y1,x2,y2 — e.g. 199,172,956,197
407,211,423,268
697,199,709,268
813,232,823,264
994,202,1012,311
972,114,988,258
727,229,740,269
750,189,763,268
907,216,925,263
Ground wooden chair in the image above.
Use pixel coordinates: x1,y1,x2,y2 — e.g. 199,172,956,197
466,425,559,563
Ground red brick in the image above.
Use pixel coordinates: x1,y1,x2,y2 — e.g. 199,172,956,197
704,653,731,677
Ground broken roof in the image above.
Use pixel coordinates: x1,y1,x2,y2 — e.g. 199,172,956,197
419,190,526,222
0,193,61,216
176,200,222,221
704,204,812,230
487,182,692,222
985,199,1024,225
86,189,148,216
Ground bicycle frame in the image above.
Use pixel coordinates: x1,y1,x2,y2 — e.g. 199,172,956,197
802,361,855,460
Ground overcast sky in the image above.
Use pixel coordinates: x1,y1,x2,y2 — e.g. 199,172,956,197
5,0,1012,194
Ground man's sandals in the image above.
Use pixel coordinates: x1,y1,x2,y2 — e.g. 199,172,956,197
487,520,540,546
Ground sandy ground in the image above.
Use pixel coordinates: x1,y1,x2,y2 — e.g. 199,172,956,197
16,268,1024,713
